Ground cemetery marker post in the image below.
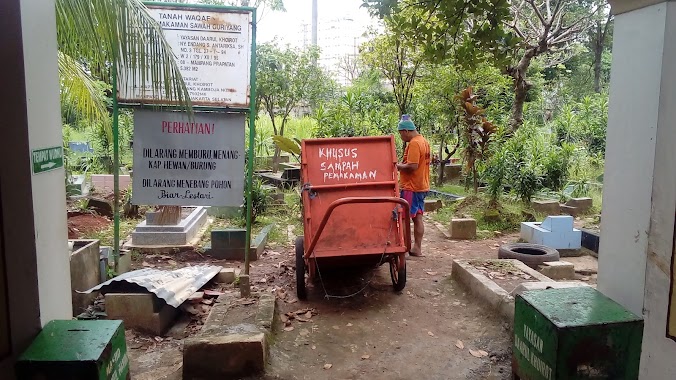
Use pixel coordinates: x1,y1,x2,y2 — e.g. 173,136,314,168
113,3,257,277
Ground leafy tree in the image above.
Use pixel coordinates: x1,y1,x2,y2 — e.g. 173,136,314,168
504,0,604,131
456,87,498,193
363,0,516,68
360,21,426,117
587,2,613,93
412,62,511,185
56,0,191,132
256,42,337,169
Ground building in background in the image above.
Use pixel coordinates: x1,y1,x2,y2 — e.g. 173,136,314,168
297,15,380,87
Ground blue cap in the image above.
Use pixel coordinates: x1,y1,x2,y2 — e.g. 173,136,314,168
397,114,416,131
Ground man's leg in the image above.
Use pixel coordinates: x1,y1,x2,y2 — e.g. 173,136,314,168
411,214,424,256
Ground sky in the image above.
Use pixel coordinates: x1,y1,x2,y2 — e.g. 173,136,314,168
256,0,375,46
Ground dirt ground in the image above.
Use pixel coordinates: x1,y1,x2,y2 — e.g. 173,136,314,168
127,218,523,380
68,212,111,239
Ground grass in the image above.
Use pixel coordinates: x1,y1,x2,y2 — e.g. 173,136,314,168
199,189,304,247
433,183,468,196
429,194,528,238
468,259,518,272
86,217,140,247
258,190,304,245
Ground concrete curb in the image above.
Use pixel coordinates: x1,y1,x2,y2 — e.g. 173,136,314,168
452,259,515,323
430,219,451,239
183,292,277,379
451,259,554,324
255,293,277,334
122,217,213,254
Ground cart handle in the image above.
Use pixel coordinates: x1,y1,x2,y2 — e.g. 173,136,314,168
304,197,411,259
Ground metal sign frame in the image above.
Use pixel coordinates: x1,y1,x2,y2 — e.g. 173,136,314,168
111,2,257,275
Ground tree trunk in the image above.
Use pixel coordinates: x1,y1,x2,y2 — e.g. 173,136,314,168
472,164,478,194
510,79,530,131
436,138,445,187
272,147,281,173
508,50,535,133
593,11,613,93
593,45,602,93
156,206,181,225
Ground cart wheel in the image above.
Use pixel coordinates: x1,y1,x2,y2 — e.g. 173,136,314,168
295,236,307,300
389,256,406,292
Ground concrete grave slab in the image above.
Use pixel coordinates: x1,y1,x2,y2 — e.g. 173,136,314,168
69,239,100,316
560,204,580,216
538,260,575,280
67,174,91,197
91,174,131,192
531,200,560,215
131,206,208,246
449,218,477,240
214,268,237,284
206,225,273,261
452,259,554,324
183,332,267,379
424,199,443,212
443,164,462,181
566,197,593,213
520,215,582,249
183,293,276,379
105,293,179,336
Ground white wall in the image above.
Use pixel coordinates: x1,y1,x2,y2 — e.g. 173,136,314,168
639,3,676,377
603,1,676,378
597,3,666,316
20,0,72,324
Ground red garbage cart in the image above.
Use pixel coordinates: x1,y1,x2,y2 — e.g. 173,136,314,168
295,135,411,299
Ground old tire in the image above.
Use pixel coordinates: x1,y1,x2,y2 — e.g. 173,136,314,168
498,243,559,268
389,257,406,292
295,236,307,300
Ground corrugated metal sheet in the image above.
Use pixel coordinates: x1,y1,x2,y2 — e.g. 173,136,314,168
79,265,222,308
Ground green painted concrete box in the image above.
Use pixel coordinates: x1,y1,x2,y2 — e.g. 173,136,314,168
16,320,130,380
513,287,643,380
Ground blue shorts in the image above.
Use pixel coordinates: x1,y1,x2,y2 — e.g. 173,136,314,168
401,190,428,218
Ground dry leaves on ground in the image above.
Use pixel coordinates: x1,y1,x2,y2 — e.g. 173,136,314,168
361,355,370,360
470,349,489,358
323,364,333,370
284,308,318,324
455,340,464,349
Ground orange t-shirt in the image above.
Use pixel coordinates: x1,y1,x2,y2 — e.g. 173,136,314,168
400,135,431,192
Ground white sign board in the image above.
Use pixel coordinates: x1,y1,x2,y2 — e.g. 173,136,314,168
119,5,251,108
132,110,245,206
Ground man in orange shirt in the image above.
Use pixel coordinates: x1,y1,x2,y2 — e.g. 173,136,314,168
396,114,430,257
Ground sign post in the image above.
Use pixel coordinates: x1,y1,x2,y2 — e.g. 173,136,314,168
114,2,257,276
31,146,64,175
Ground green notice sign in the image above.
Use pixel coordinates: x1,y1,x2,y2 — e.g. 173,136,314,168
31,146,63,174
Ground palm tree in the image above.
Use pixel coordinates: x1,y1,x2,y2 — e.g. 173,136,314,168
56,0,193,228
56,0,191,127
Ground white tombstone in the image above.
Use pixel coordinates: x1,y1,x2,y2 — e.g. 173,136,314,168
520,215,581,249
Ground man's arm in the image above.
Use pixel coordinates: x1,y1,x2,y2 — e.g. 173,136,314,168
397,162,419,171
397,141,420,172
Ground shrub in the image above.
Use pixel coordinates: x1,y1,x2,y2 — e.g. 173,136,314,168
483,123,576,203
